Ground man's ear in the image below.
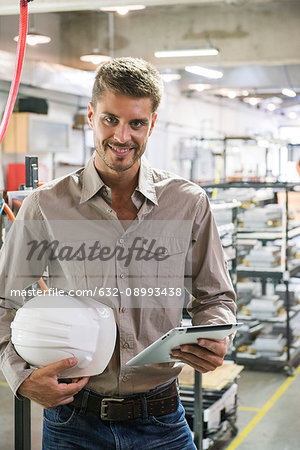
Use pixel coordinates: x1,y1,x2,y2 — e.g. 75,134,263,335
87,102,94,129
149,113,158,137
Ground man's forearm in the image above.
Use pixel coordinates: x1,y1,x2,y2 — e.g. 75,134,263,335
0,305,34,396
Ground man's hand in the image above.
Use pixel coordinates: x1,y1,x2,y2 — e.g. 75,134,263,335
18,357,89,409
170,338,227,373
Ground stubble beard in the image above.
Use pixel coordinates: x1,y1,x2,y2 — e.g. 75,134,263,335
95,139,146,173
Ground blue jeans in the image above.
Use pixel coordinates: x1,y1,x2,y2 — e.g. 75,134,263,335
42,397,196,449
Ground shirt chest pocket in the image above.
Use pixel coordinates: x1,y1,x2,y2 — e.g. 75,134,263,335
57,240,104,293
137,237,186,289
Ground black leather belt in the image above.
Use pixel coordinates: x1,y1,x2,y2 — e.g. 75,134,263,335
70,380,179,421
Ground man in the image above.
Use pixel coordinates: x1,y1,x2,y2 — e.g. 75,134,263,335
0,57,236,449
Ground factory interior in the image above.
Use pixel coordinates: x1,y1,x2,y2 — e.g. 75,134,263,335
0,1,300,449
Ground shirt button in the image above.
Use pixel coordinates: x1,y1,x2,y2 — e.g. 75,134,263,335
123,342,129,349
106,208,112,213
121,307,126,313
119,238,124,244
120,273,125,278
122,376,128,382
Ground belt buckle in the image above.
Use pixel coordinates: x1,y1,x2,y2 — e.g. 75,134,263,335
100,397,124,420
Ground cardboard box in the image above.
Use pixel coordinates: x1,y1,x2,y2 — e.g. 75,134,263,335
2,113,29,153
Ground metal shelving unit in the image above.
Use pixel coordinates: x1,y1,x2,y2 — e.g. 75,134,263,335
211,200,240,293
180,375,239,450
203,181,300,375
181,200,241,449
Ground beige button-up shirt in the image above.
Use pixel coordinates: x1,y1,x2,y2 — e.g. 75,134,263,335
0,156,236,396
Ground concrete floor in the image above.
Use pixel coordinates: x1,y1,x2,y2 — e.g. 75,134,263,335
0,368,299,450
213,368,300,450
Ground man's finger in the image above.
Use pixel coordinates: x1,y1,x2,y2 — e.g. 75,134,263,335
39,357,78,376
76,376,89,386
59,376,89,396
179,344,223,366
197,338,227,356
180,354,217,372
45,396,75,409
173,352,217,372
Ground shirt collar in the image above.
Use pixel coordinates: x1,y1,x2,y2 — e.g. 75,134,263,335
79,157,105,204
79,155,158,206
136,156,158,206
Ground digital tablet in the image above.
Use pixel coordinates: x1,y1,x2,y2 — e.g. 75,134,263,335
126,323,242,366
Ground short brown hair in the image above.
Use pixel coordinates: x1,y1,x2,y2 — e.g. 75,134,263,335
92,57,163,113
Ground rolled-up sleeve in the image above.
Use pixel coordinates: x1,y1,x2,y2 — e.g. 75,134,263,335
187,192,237,326
0,192,46,396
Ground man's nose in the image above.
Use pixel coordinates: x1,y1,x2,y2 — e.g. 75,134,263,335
113,124,131,143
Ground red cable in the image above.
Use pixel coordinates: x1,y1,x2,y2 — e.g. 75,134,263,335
0,2,48,292
0,1,29,144
0,1,48,293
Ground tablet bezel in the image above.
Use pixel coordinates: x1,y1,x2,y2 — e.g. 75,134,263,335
126,323,242,366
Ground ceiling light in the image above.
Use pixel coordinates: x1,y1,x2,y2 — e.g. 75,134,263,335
80,49,111,65
242,90,249,96
161,73,181,83
155,48,219,58
282,88,297,98
226,90,237,99
14,32,51,46
100,5,146,15
248,97,260,106
185,66,223,79
243,97,261,106
219,88,237,98
188,83,211,92
266,103,276,111
288,112,298,120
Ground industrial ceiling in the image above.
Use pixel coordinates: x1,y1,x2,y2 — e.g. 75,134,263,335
0,0,278,15
0,0,299,113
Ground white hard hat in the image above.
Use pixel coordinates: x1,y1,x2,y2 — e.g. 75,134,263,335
11,294,116,378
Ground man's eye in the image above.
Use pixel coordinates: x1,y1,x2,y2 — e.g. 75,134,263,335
131,120,145,129
104,116,118,125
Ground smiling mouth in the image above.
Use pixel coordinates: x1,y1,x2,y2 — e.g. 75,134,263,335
107,144,134,156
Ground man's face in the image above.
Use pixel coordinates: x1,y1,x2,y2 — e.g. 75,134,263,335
87,90,157,173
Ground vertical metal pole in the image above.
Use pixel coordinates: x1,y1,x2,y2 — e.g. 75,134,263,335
285,186,291,363
278,146,281,179
261,240,267,295
231,204,238,364
193,371,203,450
25,156,38,189
285,279,291,362
231,205,238,293
190,159,195,182
51,152,55,180
223,138,227,181
15,397,31,450
265,147,269,177
14,153,36,449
